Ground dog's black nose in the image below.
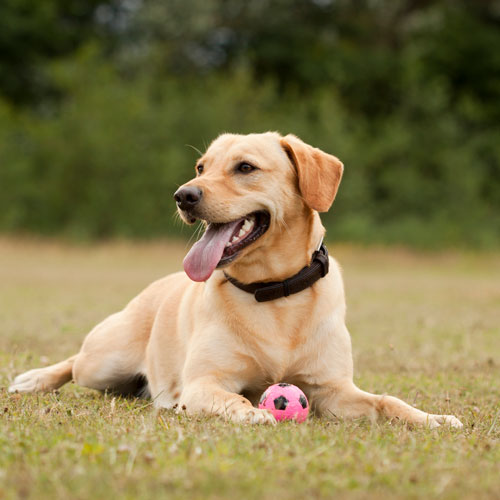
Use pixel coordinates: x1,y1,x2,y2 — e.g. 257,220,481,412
174,186,203,211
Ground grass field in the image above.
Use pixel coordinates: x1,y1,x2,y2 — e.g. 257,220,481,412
1,238,499,499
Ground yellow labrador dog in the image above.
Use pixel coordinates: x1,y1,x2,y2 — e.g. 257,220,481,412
9,132,462,428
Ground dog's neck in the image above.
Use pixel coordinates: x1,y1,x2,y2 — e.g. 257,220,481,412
221,208,325,284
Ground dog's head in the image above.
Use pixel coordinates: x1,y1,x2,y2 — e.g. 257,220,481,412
174,132,343,282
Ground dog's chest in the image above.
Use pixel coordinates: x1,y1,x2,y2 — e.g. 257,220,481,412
235,299,320,383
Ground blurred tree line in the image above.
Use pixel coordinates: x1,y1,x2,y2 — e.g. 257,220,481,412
0,0,499,246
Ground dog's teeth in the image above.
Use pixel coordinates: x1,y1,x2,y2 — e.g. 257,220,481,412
227,218,256,248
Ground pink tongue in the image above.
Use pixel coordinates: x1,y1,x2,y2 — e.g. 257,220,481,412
183,220,242,282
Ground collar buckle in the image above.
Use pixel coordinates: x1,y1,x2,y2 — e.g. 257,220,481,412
312,245,329,277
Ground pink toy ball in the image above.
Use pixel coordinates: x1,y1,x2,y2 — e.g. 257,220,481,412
258,383,309,422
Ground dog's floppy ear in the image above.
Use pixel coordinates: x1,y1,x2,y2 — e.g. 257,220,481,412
280,134,344,212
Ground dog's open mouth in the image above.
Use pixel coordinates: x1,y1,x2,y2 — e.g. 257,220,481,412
183,211,270,282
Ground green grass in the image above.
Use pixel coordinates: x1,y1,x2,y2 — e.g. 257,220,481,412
1,238,499,499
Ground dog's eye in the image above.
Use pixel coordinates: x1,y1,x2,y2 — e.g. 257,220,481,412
196,164,204,175
237,162,257,174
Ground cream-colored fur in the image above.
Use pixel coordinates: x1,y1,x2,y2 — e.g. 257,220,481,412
9,132,462,428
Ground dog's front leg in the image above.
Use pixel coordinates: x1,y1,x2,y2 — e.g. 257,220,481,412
314,383,463,428
164,325,277,424
178,376,275,424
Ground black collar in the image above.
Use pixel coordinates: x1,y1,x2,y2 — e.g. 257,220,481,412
223,244,329,302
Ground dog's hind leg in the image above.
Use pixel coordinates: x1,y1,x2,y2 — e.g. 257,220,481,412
71,310,148,394
9,355,77,393
10,304,149,395
314,382,463,428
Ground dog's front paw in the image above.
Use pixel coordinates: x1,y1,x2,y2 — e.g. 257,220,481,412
229,407,277,425
175,396,277,424
427,414,463,429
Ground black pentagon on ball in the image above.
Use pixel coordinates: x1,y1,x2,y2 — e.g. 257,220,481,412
278,383,291,387
273,395,289,410
299,394,308,409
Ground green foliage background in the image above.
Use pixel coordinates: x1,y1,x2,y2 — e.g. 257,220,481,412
1,0,499,246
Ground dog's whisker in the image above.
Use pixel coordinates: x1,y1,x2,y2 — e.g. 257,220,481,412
185,221,205,248
193,222,205,241
171,211,186,230
185,144,204,157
